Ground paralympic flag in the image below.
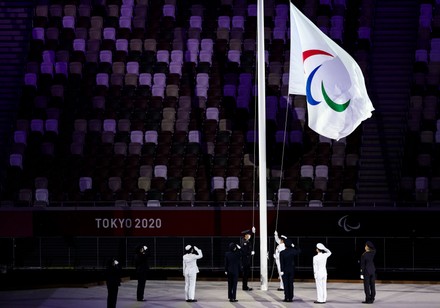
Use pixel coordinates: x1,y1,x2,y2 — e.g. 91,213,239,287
289,3,374,140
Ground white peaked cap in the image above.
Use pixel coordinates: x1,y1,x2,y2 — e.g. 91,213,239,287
281,235,287,239
185,245,192,251
316,243,325,250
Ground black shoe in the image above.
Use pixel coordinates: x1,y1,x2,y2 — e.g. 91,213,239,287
137,299,146,302
277,288,284,291
229,299,238,302
314,301,325,304
362,301,372,304
189,299,197,302
283,299,289,302
243,287,253,291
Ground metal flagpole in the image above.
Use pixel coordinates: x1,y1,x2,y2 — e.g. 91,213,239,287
257,0,268,291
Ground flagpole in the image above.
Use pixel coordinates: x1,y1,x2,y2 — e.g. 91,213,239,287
257,0,268,291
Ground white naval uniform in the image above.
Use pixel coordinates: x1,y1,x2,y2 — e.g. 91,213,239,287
183,247,203,301
274,233,286,289
313,246,332,303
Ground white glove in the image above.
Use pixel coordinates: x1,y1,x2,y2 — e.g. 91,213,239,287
236,244,241,249
225,271,228,275
274,230,278,236
251,251,255,255
252,227,256,233
194,246,198,250
360,275,364,280
273,253,276,258
291,243,295,248
280,272,284,275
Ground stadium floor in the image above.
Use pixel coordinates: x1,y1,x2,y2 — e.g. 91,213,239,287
1,279,439,307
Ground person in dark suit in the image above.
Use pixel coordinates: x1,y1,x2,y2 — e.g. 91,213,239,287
240,229,255,291
135,245,149,302
280,239,301,302
105,257,121,308
360,241,376,304
225,242,241,302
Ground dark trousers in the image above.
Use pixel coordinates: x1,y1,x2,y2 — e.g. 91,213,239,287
107,285,118,308
227,273,238,300
137,276,146,300
242,264,250,289
282,272,295,300
363,273,376,302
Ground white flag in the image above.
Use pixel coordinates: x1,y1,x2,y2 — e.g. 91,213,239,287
289,3,374,140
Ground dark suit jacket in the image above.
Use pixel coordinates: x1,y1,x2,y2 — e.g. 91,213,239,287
135,252,149,274
105,262,121,287
361,250,376,276
240,239,252,266
280,247,301,274
225,250,241,275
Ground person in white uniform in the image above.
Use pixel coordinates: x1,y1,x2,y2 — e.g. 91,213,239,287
313,243,332,304
273,231,287,291
183,245,203,302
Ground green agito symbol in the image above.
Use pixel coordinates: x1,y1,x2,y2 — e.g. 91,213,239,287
321,81,350,112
